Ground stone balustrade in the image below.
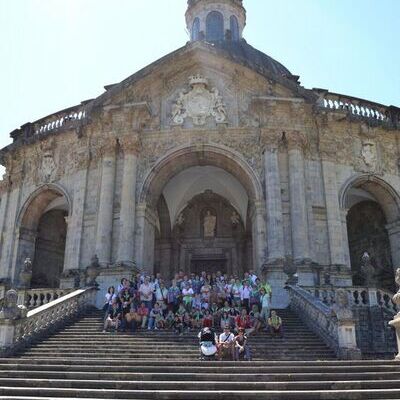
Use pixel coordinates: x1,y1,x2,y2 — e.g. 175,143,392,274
34,106,87,135
302,285,398,315
287,285,361,359
0,287,97,355
9,104,89,142
17,288,74,310
314,89,400,127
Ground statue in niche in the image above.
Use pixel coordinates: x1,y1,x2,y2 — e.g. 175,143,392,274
203,210,216,238
360,251,378,287
231,211,240,226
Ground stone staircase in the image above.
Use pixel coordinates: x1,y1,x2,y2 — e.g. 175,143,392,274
0,308,399,399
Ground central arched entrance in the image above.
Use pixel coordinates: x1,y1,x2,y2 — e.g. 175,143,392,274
137,144,266,276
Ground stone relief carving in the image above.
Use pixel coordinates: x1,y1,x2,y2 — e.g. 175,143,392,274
361,141,378,169
171,75,227,126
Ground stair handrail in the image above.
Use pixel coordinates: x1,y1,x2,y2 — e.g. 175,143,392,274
300,285,398,315
0,287,97,355
287,284,361,359
17,287,75,310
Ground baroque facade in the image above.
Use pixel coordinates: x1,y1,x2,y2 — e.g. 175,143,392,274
0,0,399,308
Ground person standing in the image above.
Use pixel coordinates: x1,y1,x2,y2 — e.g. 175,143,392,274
259,288,271,330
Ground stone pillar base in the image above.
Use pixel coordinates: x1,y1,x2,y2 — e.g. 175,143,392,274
337,347,362,360
262,263,289,309
389,316,400,361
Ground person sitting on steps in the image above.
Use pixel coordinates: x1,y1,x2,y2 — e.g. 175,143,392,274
268,310,284,338
103,299,121,333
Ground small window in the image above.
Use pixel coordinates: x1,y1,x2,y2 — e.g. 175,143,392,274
192,17,200,41
230,15,239,41
206,11,224,42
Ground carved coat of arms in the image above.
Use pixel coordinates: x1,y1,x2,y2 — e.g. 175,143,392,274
40,152,56,182
171,75,227,126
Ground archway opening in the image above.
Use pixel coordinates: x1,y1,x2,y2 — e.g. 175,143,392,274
343,177,400,291
17,186,70,288
139,145,265,276
154,189,252,279
347,200,394,291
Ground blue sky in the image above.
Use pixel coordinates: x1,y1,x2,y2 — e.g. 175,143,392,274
0,0,399,176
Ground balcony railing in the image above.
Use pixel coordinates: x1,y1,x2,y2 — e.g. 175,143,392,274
314,89,400,127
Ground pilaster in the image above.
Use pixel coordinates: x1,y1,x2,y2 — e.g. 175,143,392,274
117,135,140,267
94,138,117,267
287,131,310,263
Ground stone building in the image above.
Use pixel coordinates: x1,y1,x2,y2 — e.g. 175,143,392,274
0,0,399,308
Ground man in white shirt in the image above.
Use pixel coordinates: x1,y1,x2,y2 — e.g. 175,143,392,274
139,277,154,310
217,325,235,360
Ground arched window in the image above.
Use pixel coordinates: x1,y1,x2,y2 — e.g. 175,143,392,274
206,11,224,42
192,17,200,41
230,15,239,41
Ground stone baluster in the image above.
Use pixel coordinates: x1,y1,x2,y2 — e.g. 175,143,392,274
263,141,285,264
117,135,139,267
321,156,346,267
95,139,117,267
287,131,310,263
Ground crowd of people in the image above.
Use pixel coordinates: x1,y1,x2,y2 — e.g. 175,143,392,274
102,270,284,360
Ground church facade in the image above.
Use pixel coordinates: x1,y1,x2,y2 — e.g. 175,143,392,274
0,0,399,308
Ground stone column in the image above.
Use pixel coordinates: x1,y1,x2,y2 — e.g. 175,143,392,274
117,136,139,267
1,179,23,281
251,201,267,274
386,220,400,269
95,140,117,267
264,146,285,263
134,203,147,269
340,208,351,268
287,132,310,263
321,159,346,267
63,149,90,272
0,185,10,257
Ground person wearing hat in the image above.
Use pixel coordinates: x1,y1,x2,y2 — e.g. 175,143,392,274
217,325,235,360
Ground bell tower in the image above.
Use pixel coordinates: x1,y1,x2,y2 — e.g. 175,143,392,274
186,0,246,42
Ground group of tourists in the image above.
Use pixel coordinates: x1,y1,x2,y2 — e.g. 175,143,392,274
102,269,284,359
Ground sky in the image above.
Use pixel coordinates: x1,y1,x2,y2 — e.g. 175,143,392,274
0,0,399,177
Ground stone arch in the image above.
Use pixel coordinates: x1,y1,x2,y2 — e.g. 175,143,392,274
14,184,71,288
139,143,263,207
137,143,266,274
339,174,400,224
340,174,400,288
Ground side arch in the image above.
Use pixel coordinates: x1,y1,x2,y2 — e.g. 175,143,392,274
339,174,400,223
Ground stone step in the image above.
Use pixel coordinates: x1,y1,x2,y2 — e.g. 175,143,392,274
0,377,399,391
3,370,400,382
1,386,400,399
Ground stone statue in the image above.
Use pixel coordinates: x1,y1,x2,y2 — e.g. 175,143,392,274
203,211,216,238
18,258,33,289
85,254,100,287
360,251,378,287
0,289,27,320
211,88,227,123
332,289,353,321
230,211,240,226
171,91,186,125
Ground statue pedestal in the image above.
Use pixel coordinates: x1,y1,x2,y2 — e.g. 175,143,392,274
389,315,400,361
337,319,361,360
